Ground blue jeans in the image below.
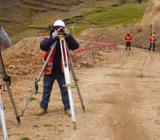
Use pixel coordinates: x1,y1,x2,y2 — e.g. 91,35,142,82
125,42,131,50
40,73,70,110
149,43,155,51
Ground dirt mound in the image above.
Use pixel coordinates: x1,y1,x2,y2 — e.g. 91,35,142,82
2,33,118,77
3,37,44,76
4,25,160,78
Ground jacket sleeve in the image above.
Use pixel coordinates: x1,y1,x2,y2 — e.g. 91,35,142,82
65,35,79,51
40,37,56,51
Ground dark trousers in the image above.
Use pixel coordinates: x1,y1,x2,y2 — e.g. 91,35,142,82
126,42,131,50
40,73,70,110
149,43,155,51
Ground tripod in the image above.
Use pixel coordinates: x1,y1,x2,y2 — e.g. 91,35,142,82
0,45,21,140
22,33,85,129
58,34,85,128
59,35,76,128
0,46,20,123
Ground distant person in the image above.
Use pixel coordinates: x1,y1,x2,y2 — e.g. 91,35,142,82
149,33,156,51
37,20,79,116
125,32,132,50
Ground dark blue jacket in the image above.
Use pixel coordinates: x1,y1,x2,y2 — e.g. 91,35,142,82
40,35,79,74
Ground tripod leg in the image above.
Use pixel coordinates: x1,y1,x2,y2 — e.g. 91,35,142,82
67,86,76,129
4,82,20,124
20,89,34,117
0,52,20,124
60,36,76,129
0,89,9,140
67,49,85,112
34,42,57,95
73,78,85,112
21,42,57,116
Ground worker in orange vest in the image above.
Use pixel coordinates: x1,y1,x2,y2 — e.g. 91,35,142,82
149,33,156,51
125,32,132,50
37,20,79,116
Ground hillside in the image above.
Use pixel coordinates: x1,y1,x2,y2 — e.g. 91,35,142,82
141,0,160,25
0,0,85,30
0,0,147,44
0,0,76,32
0,0,110,39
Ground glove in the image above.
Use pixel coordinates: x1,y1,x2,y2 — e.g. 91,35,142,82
52,31,58,39
64,28,70,36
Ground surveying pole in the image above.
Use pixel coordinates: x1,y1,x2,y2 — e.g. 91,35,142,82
151,20,155,34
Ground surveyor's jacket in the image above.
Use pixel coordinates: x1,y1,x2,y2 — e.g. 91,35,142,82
125,34,132,43
150,35,156,44
40,35,79,75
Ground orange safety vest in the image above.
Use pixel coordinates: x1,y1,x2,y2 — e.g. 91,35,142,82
150,36,156,43
125,35,132,43
43,48,55,75
43,48,67,75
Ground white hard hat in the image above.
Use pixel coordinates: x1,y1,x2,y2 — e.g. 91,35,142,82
53,20,65,27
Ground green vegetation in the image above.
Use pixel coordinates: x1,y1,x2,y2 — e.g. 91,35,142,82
20,137,30,140
68,3,146,33
29,96,37,101
43,123,53,127
12,29,39,44
11,2,146,43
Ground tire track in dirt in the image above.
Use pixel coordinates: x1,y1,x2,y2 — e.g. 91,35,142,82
133,50,160,140
107,48,152,140
140,50,154,77
65,47,153,140
4,47,160,140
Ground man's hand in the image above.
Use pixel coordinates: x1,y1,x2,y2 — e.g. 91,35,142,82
52,31,58,39
64,28,70,36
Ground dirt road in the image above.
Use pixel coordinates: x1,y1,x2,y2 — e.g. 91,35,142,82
2,46,160,140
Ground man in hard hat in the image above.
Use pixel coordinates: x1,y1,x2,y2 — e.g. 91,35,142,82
125,32,132,50
37,20,79,116
149,33,156,51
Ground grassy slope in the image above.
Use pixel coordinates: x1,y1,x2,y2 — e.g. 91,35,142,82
7,1,146,43
68,3,146,33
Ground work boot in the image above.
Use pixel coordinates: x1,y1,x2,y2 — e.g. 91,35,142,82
64,109,71,116
37,108,47,116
